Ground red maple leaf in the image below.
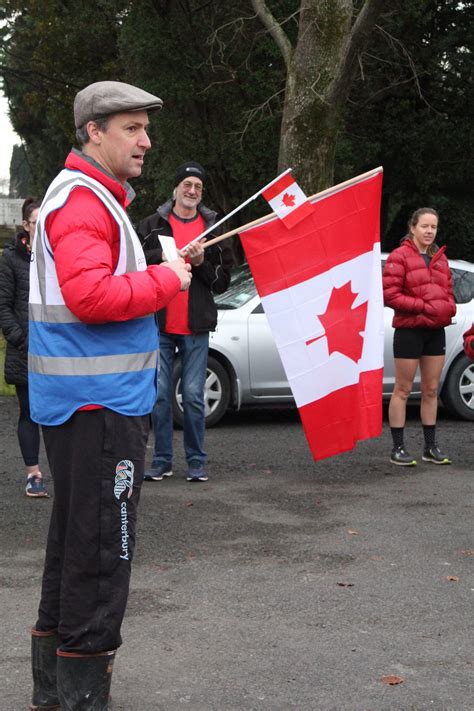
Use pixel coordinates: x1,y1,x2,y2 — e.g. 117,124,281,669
306,282,368,363
282,192,296,207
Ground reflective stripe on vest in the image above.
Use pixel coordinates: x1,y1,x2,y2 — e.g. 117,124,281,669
29,169,158,425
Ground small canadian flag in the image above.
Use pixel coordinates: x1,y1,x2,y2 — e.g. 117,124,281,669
262,169,314,229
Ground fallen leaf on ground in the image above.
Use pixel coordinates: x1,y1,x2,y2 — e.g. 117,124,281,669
337,582,354,587
370,555,384,561
446,575,459,581
186,502,193,507
460,550,474,556
347,530,359,535
382,675,403,685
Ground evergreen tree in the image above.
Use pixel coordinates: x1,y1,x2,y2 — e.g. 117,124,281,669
1,1,472,257
9,144,33,197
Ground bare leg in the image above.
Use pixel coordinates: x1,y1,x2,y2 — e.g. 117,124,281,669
419,355,445,425
388,358,419,427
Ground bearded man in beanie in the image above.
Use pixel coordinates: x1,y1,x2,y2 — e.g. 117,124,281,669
28,81,191,710
138,161,232,483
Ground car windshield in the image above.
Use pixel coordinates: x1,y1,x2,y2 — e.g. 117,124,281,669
451,268,474,304
215,264,256,309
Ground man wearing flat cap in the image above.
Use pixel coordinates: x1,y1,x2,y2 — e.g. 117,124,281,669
28,80,192,709
138,161,232,483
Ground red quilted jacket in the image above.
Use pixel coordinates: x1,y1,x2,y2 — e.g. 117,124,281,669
464,324,474,359
383,238,456,329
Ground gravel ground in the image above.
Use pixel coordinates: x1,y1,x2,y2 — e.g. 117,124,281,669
0,396,472,710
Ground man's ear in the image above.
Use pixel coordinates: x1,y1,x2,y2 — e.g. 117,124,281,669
87,121,102,145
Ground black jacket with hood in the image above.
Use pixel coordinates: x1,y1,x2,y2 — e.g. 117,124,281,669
0,232,31,385
137,200,233,333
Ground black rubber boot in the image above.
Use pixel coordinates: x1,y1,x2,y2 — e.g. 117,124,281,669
57,650,115,710
30,628,60,710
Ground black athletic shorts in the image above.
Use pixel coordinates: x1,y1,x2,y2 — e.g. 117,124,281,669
393,327,446,359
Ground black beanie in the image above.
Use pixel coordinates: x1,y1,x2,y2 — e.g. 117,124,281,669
174,160,206,187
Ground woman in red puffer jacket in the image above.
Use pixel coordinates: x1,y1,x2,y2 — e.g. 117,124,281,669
383,207,456,468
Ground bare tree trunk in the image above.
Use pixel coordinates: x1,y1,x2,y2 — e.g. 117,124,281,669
252,0,386,193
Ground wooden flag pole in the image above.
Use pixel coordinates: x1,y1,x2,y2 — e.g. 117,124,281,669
202,166,383,250
181,167,292,251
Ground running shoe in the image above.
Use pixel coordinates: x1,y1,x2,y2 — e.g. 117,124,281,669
144,465,173,481
422,446,451,465
390,446,417,467
186,462,209,482
25,475,49,497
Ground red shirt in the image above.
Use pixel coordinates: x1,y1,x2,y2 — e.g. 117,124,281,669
165,212,205,334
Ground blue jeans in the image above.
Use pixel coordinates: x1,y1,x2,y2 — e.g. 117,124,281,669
151,332,208,468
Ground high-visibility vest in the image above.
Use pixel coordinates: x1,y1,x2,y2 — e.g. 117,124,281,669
29,169,158,425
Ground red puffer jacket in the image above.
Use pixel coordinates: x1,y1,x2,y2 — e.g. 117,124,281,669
45,150,181,324
464,324,474,359
383,238,456,329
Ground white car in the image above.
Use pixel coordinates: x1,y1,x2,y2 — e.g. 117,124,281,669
172,256,474,426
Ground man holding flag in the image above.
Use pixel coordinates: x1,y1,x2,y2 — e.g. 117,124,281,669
28,81,192,710
137,162,383,464
138,161,233,482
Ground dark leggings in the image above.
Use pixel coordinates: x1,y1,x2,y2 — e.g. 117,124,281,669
15,383,40,467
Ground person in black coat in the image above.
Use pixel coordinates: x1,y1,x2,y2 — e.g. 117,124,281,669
0,198,48,497
137,161,232,482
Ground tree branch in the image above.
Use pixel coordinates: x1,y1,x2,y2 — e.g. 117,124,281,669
251,0,293,70
328,0,386,107
375,24,441,114
235,86,286,147
0,63,80,95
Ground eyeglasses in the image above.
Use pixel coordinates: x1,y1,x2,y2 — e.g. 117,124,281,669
182,181,203,193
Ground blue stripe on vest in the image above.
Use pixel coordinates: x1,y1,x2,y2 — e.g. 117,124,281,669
29,369,158,426
29,316,157,358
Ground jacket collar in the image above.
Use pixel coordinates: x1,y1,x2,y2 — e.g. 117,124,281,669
65,148,135,208
401,236,446,261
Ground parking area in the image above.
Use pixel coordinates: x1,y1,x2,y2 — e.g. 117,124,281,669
1,398,472,710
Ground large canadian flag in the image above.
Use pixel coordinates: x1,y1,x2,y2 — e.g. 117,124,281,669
240,169,384,461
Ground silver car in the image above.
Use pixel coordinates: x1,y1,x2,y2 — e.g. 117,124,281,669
172,256,474,426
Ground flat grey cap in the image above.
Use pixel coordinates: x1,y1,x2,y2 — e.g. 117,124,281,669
74,80,163,128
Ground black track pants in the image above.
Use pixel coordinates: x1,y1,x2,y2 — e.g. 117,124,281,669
36,409,149,653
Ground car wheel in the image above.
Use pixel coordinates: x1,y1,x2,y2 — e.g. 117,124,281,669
441,355,474,421
172,355,231,428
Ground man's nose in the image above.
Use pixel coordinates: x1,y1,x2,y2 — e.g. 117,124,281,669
139,130,151,149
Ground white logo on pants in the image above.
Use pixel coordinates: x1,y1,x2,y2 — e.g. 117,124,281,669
114,459,134,500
